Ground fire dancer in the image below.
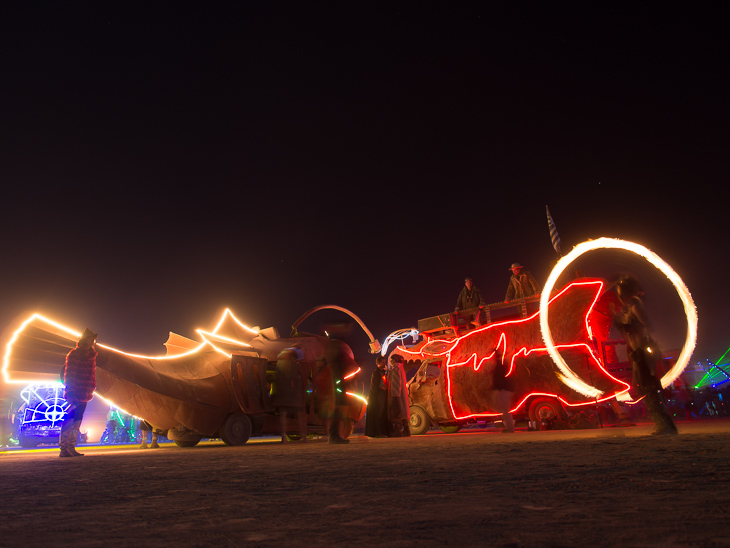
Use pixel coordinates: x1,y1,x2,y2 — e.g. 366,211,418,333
504,263,540,303
59,328,97,457
613,276,677,436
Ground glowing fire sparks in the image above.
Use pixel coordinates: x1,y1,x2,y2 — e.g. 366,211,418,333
540,237,697,396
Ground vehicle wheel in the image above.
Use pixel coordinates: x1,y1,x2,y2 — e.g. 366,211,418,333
439,424,461,434
18,433,38,448
219,413,252,446
408,405,431,435
528,397,563,423
174,438,201,448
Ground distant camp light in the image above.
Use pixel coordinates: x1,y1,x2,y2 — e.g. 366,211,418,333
540,237,698,395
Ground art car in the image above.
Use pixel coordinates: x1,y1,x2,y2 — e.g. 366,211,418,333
3,306,377,447
389,279,636,434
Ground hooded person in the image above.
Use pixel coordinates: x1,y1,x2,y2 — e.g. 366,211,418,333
59,328,98,457
365,355,389,438
387,354,411,437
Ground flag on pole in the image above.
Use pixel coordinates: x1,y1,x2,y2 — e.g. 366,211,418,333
546,205,562,256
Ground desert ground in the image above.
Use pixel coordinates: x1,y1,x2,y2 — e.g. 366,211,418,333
1,420,729,548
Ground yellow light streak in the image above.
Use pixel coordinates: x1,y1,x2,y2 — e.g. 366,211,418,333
3,308,261,384
540,237,697,397
345,391,368,405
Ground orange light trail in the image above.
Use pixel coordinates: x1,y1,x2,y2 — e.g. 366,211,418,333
540,237,697,393
3,308,261,384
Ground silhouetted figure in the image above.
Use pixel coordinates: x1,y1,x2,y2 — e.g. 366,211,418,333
270,348,307,443
365,356,388,438
387,354,410,437
491,345,515,433
59,328,98,457
613,276,677,436
312,357,335,439
589,282,634,425
505,263,540,302
326,345,351,444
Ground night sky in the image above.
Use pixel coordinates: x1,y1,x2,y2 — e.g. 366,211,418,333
1,4,727,372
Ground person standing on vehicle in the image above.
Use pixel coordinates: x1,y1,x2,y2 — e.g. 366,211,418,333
455,277,485,312
365,356,388,438
59,328,98,457
270,348,307,443
387,354,410,437
613,276,677,436
504,263,540,302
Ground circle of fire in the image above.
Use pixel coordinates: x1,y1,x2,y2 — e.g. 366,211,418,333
539,237,698,398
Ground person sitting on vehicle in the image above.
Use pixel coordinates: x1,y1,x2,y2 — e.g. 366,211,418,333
504,263,540,302
455,277,485,312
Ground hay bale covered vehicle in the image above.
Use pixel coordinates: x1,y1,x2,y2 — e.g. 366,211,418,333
389,279,634,434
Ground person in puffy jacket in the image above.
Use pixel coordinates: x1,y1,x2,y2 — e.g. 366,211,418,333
59,328,97,458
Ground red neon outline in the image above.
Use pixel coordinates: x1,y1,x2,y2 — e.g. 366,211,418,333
401,280,631,420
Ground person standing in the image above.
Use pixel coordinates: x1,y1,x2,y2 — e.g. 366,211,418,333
325,345,351,444
613,276,677,436
504,263,540,302
387,354,410,437
312,356,335,440
270,348,307,443
365,356,388,438
491,346,515,433
59,328,98,458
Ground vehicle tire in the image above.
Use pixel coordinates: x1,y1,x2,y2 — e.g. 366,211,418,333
528,397,563,423
408,405,431,435
18,433,38,448
219,413,252,446
174,438,201,448
439,424,461,434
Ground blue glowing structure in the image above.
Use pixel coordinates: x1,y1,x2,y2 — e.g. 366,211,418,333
14,383,71,448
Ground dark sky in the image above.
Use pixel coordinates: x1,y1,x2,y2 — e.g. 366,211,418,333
1,3,727,368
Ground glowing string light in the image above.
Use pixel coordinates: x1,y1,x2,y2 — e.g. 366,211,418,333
381,328,420,356
540,237,698,395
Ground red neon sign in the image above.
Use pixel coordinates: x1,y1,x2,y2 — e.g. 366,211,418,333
398,280,631,419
